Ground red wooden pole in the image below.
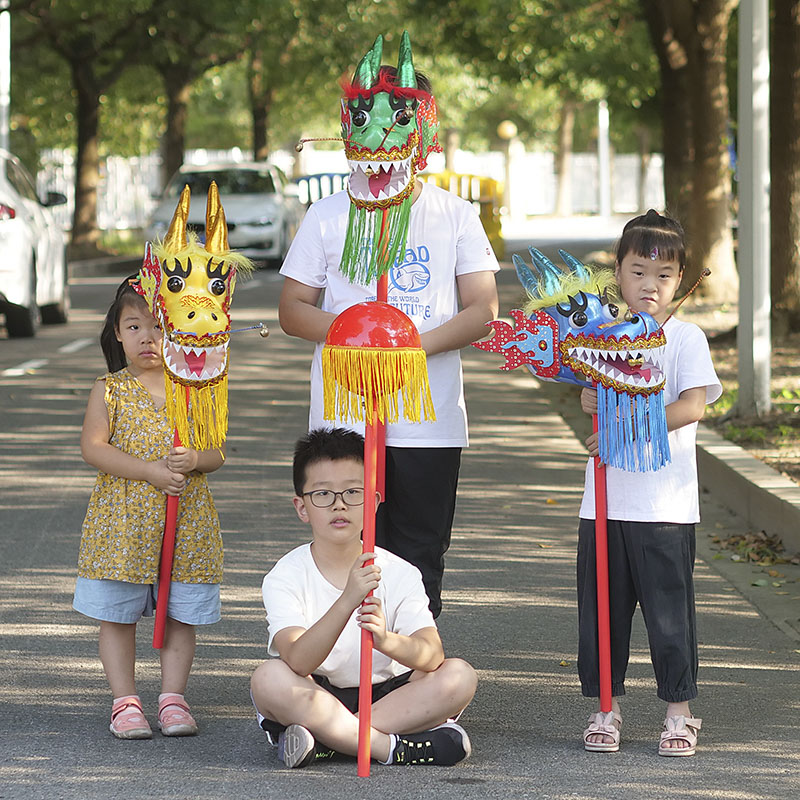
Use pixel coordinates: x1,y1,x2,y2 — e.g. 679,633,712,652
592,406,612,713
357,415,379,776
375,271,388,500
153,385,189,649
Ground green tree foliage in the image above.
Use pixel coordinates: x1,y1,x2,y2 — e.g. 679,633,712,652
144,0,255,186
15,0,157,249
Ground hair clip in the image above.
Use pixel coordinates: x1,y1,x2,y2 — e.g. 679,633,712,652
649,246,658,260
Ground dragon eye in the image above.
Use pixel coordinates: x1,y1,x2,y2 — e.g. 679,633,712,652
571,310,588,327
394,107,413,125
208,278,226,296
352,109,370,127
167,276,184,293
605,303,619,320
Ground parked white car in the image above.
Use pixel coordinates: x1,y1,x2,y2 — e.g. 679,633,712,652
0,149,69,338
146,162,305,266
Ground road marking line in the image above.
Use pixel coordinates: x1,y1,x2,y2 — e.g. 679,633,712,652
2,358,49,377
58,338,94,354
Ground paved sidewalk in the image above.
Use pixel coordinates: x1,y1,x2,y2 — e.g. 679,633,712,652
0,266,798,799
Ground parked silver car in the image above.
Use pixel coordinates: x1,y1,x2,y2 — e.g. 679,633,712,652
146,162,305,266
0,150,69,338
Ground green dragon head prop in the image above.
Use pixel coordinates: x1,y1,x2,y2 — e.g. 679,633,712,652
339,31,441,285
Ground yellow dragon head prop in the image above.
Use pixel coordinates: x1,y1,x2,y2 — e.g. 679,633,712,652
135,182,252,450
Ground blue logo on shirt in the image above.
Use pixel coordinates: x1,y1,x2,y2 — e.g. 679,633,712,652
390,246,431,292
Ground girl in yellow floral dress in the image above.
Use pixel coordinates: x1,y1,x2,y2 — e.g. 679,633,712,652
73,277,225,740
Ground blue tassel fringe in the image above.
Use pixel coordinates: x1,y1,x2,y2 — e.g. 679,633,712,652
597,385,671,472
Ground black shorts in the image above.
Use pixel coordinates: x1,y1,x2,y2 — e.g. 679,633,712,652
258,670,414,741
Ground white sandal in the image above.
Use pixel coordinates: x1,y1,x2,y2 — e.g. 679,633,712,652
583,710,621,752
658,715,701,757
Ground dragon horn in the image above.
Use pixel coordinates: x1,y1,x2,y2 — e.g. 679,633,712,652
558,249,590,281
512,253,540,298
163,185,190,254
396,30,417,89
528,247,565,296
353,34,383,89
205,181,229,254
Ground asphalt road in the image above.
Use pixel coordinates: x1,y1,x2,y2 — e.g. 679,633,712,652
1,266,799,799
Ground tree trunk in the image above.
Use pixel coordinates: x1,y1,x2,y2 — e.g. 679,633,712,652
248,48,273,161
161,68,193,188
554,99,576,216
770,0,800,333
444,128,460,172
641,1,694,235
636,125,651,212
70,61,100,251
686,0,738,301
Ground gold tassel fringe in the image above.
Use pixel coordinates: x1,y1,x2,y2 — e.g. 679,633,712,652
164,374,228,451
322,346,436,425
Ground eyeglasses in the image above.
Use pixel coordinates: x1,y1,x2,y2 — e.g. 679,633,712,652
302,488,365,508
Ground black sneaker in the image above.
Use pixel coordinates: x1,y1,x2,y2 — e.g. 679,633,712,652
277,724,335,769
390,722,472,766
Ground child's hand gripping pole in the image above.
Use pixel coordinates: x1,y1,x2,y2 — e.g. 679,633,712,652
358,415,379,776
153,385,190,649
592,384,613,713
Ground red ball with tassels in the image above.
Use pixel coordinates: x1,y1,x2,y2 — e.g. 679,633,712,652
322,301,434,424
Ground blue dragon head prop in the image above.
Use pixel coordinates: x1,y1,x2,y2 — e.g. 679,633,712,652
473,247,670,471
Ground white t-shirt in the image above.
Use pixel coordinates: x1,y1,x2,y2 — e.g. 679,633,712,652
280,182,500,447
579,317,722,524
262,544,436,688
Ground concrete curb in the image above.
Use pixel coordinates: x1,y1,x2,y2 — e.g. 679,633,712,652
697,423,800,554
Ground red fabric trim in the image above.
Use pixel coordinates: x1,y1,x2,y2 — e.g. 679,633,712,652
340,73,433,104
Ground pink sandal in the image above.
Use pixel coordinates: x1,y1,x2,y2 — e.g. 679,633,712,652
110,696,152,739
158,693,198,737
583,710,622,752
658,715,701,757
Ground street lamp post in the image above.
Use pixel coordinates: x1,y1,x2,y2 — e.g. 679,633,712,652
597,100,611,218
497,119,518,220
737,0,771,416
0,0,10,154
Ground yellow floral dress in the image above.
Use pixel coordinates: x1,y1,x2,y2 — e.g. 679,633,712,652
77,369,222,584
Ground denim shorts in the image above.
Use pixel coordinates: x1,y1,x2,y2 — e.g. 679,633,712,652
73,577,220,625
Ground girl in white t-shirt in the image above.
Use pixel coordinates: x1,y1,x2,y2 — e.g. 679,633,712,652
577,211,721,758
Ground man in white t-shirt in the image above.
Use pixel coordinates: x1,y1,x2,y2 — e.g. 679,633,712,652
250,428,477,769
279,62,499,618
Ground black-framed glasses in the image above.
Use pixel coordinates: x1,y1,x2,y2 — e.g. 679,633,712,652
302,488,365,508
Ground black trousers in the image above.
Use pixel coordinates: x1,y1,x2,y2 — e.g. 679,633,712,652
577,518,698,703
376,446,461,618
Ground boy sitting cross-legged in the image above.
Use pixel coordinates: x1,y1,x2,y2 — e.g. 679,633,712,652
250,428,478,768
